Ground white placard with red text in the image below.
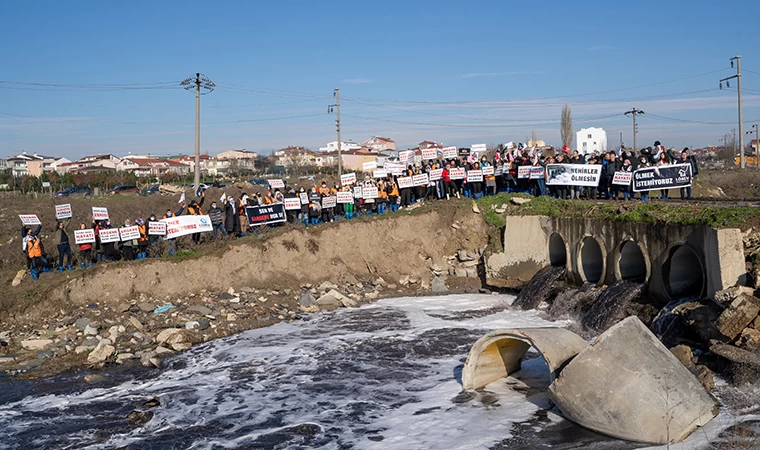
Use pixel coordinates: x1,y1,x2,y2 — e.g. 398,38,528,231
481,166,495,176
373,169,388,179
518,166,532,179
362,161,377,172
98,228,121,243
284,198,302,210
268,179,285,189
160,215,213,240
429,168,443,181
467,170,484,183
449,168,465,180
321,196,337,208
398,150,414,163
74,229,96,244
55,204,72,220
413,173,429,186
362,186,378,199
471,143,487,153
92,207,109,221
612,172,633,186
119,225,141,241
421,148,438,160
149,221,167,235
397,176,414,189
337,191,354,204
442,146,457,159
19,214,41,226
341,173,357,186
530,167,545,179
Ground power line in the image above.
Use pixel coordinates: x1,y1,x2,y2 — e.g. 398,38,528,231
341,112,624,129
642,113,760,126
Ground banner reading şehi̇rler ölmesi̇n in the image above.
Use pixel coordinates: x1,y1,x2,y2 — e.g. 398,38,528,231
632,163,692,192
545,164,602,187
245,203,286,226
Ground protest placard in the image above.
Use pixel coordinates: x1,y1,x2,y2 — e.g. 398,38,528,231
362,186,378,199
148,221,167,235
449,168,465,180
55,204,72,219
341,172,357,186
373,169,388,179
633,163,692,192
74,229,96,245
98,228,121,243
429,168,443,181
421,148,438,160
530,167,545,179
398,150,414,162
442,146,457,159
299,192,309,204
19,214,41,226
321,196,337,208
92,207,109,220
268,179,285,189
481,166,495,176
161,215,214,238
337,191,354,203
494,166,504,176
397,177,414,188
119,225,141,241
518,166,532,179
284,198,302,210
362,161,377,172
471,143,487,153
546,164,602,187
413,173,429,186
467,170,484,182
353,186,363,198
612,172,633,186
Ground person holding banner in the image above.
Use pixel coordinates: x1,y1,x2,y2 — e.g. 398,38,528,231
77,223,94,269
135,218,149,258
208,200,226,240
620,159,634,201
22,224,42,272
120,219,137,261
186,192,205,244
54,218,74,272
225,195,240,236
656,152,671,200
676,148,699,200
442,163,458,199
387,179,399,213
147,214,161,254
26,233,49,279
308,187,322,225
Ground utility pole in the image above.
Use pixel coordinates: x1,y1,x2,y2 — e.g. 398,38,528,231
181,73,215,192
328,88,342,176
720,56,744,168
624,108,644,153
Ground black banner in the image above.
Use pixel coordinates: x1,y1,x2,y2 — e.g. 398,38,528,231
632,163,692,192
245,204,287,226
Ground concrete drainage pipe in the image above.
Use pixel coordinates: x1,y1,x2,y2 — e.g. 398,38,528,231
663,244,705,300
578,236,606,285
548,233,568,267
617,240,649,283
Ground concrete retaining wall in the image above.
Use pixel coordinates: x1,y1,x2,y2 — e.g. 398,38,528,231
486,215,747,302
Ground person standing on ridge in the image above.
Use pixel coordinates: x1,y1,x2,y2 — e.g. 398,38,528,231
54,218,74,272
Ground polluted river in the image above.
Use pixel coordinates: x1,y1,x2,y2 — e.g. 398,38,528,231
0,293,751,450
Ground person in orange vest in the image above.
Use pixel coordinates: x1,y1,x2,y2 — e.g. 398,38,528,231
135,218,149,259
185,191,205,244
26,233,49,280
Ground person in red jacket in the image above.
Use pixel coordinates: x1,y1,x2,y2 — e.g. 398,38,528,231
77,223,94,269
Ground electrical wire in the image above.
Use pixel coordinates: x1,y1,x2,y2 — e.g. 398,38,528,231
642,113,760,126
341,112,624,129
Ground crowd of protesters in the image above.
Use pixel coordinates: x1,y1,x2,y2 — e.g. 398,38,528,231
20,139,698,280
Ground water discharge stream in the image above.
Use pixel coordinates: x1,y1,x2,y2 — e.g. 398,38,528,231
0,295,740,449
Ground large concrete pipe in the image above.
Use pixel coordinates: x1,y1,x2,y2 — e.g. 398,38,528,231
578,236,606,285
662,244,705,300
616,240,649,283
548,233,567,267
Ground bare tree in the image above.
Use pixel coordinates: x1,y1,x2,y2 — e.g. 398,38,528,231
561,104,573,149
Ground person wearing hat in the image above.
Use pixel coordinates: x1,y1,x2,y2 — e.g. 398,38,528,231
135,218,149,258
224,195,239,237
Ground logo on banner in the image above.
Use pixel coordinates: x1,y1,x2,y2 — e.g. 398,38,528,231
74,229,96,244
19,214,41,226
341,173,357,186
55,204,72,220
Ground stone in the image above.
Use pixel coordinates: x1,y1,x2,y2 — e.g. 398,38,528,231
298,292,316,307
128,410,153,425
372,277,386,287
74,317,91,331
198,319,211,330
454,268,468,278
398,275,410,286
227,287,236,296
365,291,379,300
75,344,96,354
116,353,134,364
471,201,480,214
710,342,760,385
316,292,342,311
21,339,53,351
431,277,448,293
670,345,695,371
155,346,174,356
548,317,718,445
84,324,100,336
87,341,115,364
117,303,133,313
227,313,237,322
187,305,213,316
736,328,760,351
692,365,715,392
129,317,144,330
457,250,475,262
716,295,760,340
84,374,105,384
11,269,26,287
714,286,756,308
511,197,531,205
466,267,478,278
108,325,125,341
342,273,359,285
137,302,156,313
185,321,200,330
156,328,188,346
462,260,479,268
318,281,338,291
171,342,192,351
675,302,725,343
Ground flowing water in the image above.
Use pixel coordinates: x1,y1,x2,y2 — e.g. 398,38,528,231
581,280,645,333
513,266,566,310
0,295,736,449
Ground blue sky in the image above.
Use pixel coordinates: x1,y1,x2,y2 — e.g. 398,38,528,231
1,0,760,159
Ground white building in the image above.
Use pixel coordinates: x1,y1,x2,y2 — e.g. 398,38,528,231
318,141,363,152
576,127,607,154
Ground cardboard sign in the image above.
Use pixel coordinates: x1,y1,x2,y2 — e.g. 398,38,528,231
362,161,378,172
530,167,545,179
119,225,141,241
42,182,51,188
284,198,302,210
268,179,285,189
413,173,429,186
546,164,602,187
633,163,692,192
99,228,121,243
321,196,337,208
397,176,414,189
19,214,41,226
421,148,438,160
92,207,109,221
398,150,414,163
471,143,487,153
299,192,309,204
244,204,286,227
429,168,443,181
353,186,363,199
341,173,357,186
74,229,96,245
148,221,167,236
337,191,354,204
467,170,484,183
362,186,379,199
494,166,504,176
55,204,72,220
161,214,214,239
481,166,495,176
449,168,465,180
518,166,532,179
384,162,405,175
373,169,388,179
442,146,458,159
612,172,633,186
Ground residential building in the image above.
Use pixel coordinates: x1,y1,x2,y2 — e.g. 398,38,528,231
362,136,396,152
0,157,7,173
174,154,214,174
576,127,608,154
338,148,377,172
752,139,759,153
418,141,443,150
216,149,258,172
75,154,122,171
117,157,190,177
527,139,546,148
27,155,71,178
6,152,53,177
273,146,317,168
318,141,363,152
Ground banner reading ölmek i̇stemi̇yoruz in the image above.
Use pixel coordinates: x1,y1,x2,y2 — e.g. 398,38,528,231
632,163,692,192
245,204,286,226
545,164,602,187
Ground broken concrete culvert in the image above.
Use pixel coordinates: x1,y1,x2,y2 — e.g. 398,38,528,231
462,316,718,445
